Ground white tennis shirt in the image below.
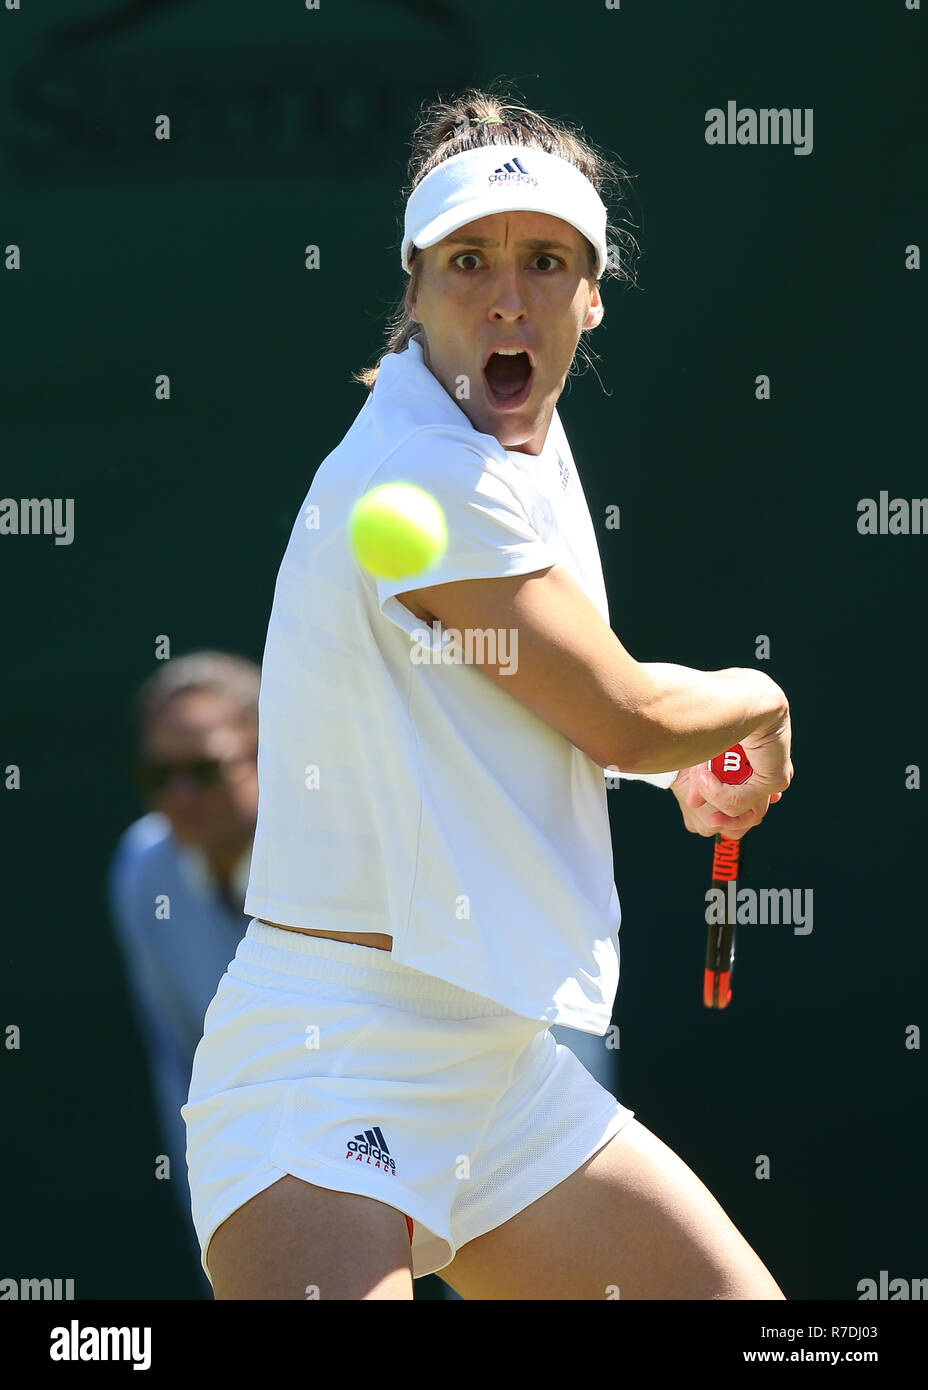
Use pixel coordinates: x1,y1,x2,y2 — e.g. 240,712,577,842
244,332,676,1034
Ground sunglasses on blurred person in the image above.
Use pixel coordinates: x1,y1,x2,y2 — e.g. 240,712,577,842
133,754,254,796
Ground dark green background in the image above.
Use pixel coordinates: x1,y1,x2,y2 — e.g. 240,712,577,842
1,0,924,1301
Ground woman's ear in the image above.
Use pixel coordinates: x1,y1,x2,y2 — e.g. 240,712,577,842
584,278,605,330
405,255,422,321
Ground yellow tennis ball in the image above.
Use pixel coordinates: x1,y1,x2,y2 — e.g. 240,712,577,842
348,482,447,580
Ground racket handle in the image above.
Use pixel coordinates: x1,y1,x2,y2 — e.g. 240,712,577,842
703,745,754,1009
705,832,739,1008
709,743,752,885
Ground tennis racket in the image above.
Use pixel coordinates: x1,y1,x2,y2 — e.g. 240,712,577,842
703,744,754,1009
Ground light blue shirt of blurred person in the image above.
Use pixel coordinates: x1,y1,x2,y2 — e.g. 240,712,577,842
107,814,251,1292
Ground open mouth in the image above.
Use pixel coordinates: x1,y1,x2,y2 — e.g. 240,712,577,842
483,349,534,410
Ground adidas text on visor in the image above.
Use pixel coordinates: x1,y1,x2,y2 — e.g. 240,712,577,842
401,145,608,280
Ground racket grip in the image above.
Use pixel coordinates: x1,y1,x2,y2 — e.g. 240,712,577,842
706,832,739,1008
703,745,754,1009
709,743,752,878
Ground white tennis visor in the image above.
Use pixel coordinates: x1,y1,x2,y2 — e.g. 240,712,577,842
401,145,608,280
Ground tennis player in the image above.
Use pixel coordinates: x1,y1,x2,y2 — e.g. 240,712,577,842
182,93,793,1300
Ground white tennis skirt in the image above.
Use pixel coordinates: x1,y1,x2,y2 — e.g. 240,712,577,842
182,918,635,1283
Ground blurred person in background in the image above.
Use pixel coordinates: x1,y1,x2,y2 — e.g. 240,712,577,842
107,651,261,1296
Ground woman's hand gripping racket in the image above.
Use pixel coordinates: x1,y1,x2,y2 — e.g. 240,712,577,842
669,688,792,1007
704,745,753,1009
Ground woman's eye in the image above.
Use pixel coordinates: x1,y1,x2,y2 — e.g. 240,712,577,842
451,253,562,271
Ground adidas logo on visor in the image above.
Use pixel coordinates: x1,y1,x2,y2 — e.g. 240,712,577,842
488,155,538,187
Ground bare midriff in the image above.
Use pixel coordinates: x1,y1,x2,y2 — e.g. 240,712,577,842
259,920,393,952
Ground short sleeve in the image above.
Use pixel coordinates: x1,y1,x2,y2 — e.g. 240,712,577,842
368,433,557,642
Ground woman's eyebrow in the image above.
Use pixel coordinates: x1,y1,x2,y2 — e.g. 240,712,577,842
444,234,574,252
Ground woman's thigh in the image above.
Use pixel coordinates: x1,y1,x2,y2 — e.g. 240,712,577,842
206,1176,414,1300
440,1118,785,1300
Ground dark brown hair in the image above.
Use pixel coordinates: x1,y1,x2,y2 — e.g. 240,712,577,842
351,85,639,392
